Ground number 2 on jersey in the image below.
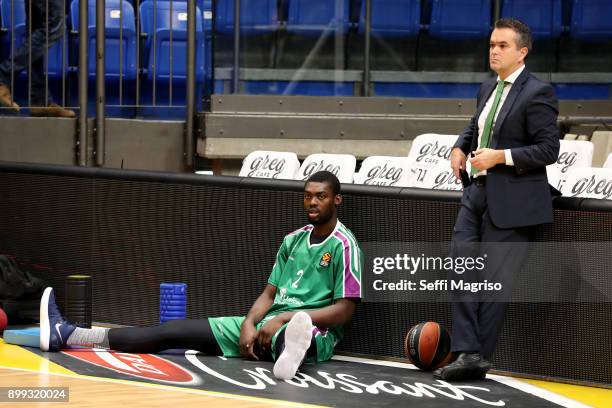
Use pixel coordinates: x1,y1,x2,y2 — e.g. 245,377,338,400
291,269,304,288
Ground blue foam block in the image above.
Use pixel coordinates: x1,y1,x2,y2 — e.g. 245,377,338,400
3,327,40,348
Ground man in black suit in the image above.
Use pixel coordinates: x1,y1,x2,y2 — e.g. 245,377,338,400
434,18,560,381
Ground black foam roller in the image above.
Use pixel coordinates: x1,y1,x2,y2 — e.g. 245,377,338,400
65,275,92,328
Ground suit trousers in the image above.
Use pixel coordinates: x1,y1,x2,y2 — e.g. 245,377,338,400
450,181,534,359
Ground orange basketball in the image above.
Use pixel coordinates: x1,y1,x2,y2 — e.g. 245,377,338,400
404,321,452,371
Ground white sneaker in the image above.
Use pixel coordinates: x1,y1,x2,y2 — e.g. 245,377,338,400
273,311,313,380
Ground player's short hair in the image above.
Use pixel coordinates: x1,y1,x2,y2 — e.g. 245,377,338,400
495,18,532,51
306,171,341,195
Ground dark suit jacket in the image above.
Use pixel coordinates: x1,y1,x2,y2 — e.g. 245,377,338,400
454,68,560,229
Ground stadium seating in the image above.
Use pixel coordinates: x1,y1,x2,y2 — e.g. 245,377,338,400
1,0,608,113
212,0,278,89
418,0,492,72
0,0,27,62
140,1,204,81
569,0,612,41
139,0,205,111
605,153,612,169
0,0,68,78
347,0,421,71
358,0,421,38
285,0,350,37
501,0,563,39
70,0,138,81
297,153,356,183
272,0,354,92
202,0,213,88
214,0,279,35
546,139,594,191
239,151,300,179
354,156,412,187
561,167,612,199
428,0,492,39
558,0,612,73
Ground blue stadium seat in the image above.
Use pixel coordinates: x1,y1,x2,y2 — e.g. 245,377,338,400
214,0,278,35
201,0,213,33
0,0,68,78
429,0,492,39
0,0,27,41
202,0,213,91
570,0,612,41
285,0,350,37
70,0,137,81
138,1,205,115
140,0,205,81
501,0,563,39
0,0,26,61
358,0,421,38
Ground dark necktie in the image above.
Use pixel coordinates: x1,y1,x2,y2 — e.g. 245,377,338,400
471,80,507,175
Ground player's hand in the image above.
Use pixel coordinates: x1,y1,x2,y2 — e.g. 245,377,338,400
239,320,259,360
470,148,505,172
450,148,467,180
257,315,287,352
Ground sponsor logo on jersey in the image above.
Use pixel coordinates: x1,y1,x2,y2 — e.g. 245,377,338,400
278,287,304,306
319,252,332,268
62,349,201,385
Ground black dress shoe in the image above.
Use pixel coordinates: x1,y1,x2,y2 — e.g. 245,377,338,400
432,352,491,381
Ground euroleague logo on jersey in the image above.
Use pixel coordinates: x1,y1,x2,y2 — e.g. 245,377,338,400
319,252,332,268
62,349,201,385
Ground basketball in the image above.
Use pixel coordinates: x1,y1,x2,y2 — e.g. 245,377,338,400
0,307,7,334
404,321,452,371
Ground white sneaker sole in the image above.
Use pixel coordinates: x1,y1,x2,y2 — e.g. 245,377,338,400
273,311,313,380
39,287,52,351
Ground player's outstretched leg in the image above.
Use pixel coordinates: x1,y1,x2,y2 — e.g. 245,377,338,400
273,311,313,380
40,287,76,352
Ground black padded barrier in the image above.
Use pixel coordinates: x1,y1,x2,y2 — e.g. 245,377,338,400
0,162,610,387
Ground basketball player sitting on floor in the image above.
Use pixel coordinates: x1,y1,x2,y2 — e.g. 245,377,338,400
39,171,363,380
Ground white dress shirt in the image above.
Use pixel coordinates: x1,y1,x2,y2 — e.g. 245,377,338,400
473,64,525,176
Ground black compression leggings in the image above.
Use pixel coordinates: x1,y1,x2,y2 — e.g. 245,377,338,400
107,318,317,361
108,319,222,355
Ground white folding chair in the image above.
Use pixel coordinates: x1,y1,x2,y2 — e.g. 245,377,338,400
561,167,612,200
297,153,356,183
406,160,463,191
546,139,594,191
603,153,612,169
239,151,300,179
354,156,412,187
407,134,459,168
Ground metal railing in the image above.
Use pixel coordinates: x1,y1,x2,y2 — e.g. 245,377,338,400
0,0,200,167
